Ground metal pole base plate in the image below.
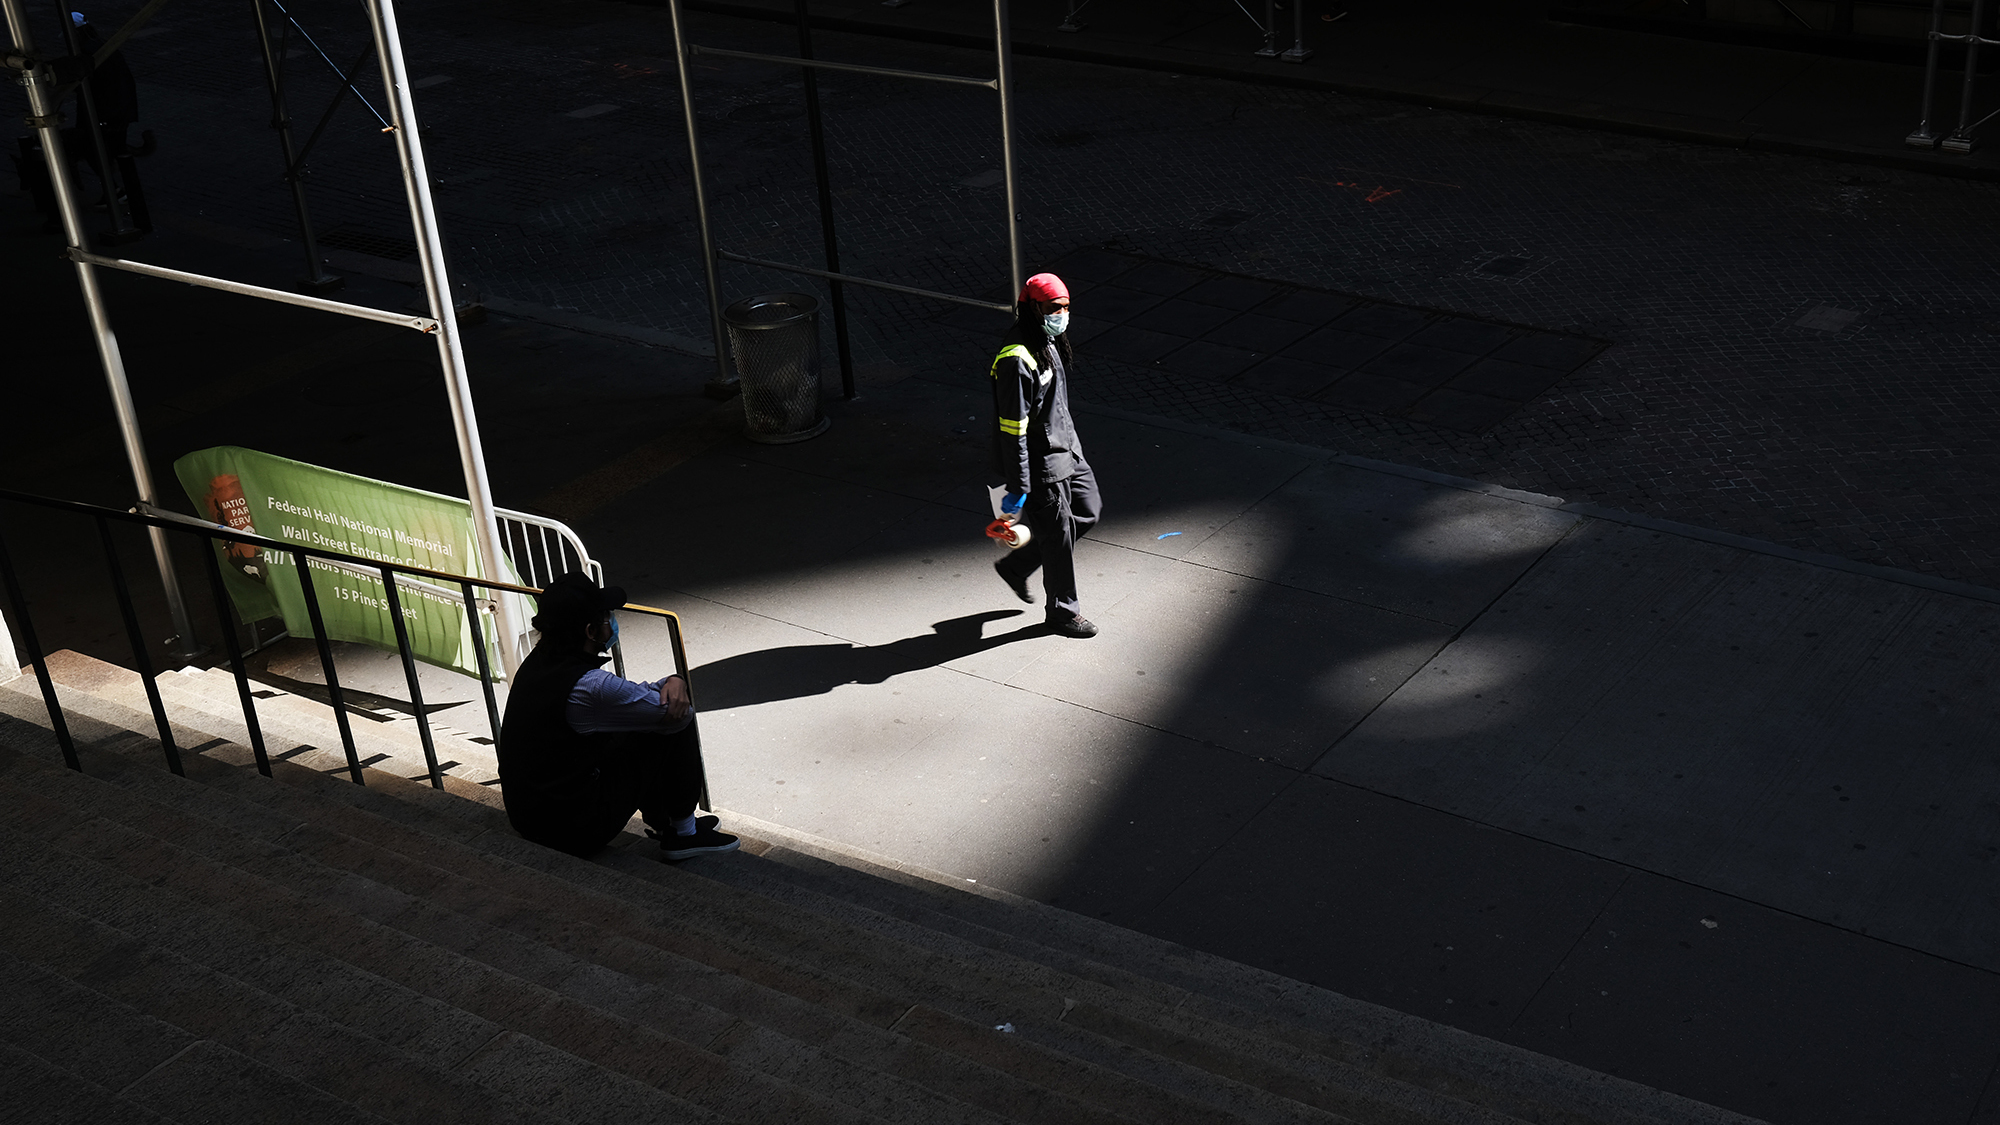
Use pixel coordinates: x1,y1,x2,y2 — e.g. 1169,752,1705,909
1942,135,1977,153
1905,130,1940,149
1281,47,1314,63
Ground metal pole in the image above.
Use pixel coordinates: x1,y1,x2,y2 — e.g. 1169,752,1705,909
378,568,443,789
249,0,341,293
993,0,1022,300
57,14,135,238
0,518,79,771
360,0,526,678
4,0,199,663
1283,0,1313,63
97,517,182,776
1945,0,1990,152
668,0,736,391
198,538,270,777
796,0,855,400
460,579,502,754
290,554,364,783
1255,0,1278,56
1908,0,1945,147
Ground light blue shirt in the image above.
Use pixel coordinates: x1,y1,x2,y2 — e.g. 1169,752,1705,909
564,667,694,735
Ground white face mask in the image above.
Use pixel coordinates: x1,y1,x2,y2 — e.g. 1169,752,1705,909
1042,309,1070,337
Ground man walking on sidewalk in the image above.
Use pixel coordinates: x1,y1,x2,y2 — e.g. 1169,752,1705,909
991,272,1103,638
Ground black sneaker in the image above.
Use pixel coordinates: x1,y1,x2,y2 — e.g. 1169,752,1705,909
1047,613,1099,638
995,559,1036,604
660,824,740,860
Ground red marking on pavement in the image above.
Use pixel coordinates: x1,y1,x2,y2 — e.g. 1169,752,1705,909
1297,176,1406,202
1338,165,1463,189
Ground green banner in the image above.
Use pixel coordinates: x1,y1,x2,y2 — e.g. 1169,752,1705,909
174,446,530,677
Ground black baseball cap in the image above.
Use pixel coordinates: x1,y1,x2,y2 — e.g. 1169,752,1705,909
532,571,626,631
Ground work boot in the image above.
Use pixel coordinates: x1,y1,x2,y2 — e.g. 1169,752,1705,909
995,559,1036,603
1047,612,1098,638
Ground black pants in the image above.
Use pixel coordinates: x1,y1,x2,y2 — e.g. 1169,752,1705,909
62,120,129,187
997,455,1102,619
514,718,706,857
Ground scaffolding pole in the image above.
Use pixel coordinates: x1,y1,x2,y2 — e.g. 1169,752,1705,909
360,0,526,676
3,0,199,663
672,0,1024,369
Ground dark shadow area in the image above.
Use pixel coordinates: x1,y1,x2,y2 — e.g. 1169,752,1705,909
690,610,1037,711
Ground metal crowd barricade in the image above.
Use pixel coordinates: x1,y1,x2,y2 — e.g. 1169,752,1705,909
1908,0,2000,152
0,488,696,795
668,0,1024,402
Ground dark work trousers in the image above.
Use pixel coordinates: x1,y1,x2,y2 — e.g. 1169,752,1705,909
997,455,1102,619
62,121,129,188
522,718,706,857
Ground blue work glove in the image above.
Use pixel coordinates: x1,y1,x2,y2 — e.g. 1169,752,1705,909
1001,490,1026,517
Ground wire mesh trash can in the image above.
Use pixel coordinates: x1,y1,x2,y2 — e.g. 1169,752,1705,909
724,292,831,444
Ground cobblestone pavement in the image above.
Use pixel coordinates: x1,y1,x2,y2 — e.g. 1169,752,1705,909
14,0,2000,585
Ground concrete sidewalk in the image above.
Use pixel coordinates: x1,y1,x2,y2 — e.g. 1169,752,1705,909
581,370,2000,1125
683,0,2000,178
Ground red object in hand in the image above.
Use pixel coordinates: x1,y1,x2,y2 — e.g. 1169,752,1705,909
985,518,1031,548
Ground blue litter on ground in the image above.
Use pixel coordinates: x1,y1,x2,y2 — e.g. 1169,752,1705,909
1157,532,1183,539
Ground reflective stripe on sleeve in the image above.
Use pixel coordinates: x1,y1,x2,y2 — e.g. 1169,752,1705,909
989,344,1037,379
998,417,1026,435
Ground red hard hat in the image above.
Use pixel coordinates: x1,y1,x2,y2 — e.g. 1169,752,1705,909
1019,273,1069,303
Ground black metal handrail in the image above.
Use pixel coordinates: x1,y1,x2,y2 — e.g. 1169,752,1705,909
0,487,694,792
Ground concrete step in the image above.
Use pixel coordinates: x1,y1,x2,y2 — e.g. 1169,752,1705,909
0,1041,182,1125
0,732,1036,1125
665,835,1529,1125
0,664,511,828
29,649,498,787
688,814,1753,1125
0,753,867,1125
65,746,1041,1125
0,884,573,1125
0,704,1113,1125
140,741,1358,1125
3,733,1219,1125
0,770,732,1125
160,657,502,784
0,948,393,1125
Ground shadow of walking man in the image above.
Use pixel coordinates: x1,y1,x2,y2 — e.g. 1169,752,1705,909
690,610,1040,711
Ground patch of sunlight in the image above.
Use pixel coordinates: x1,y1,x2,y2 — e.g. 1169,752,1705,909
1385,493,1569,570
1365,633,1541,738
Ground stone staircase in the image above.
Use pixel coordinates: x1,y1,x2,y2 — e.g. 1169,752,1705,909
0,651,1762,1125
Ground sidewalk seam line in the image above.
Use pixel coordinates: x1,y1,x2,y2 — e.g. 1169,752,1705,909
1505,869,1634,1036
1302,511,1589,778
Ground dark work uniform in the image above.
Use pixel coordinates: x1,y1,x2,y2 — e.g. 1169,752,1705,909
991,331,1102,618
497,640,704,856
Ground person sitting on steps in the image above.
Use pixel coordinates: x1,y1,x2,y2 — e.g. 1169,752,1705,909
497,571,738,861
